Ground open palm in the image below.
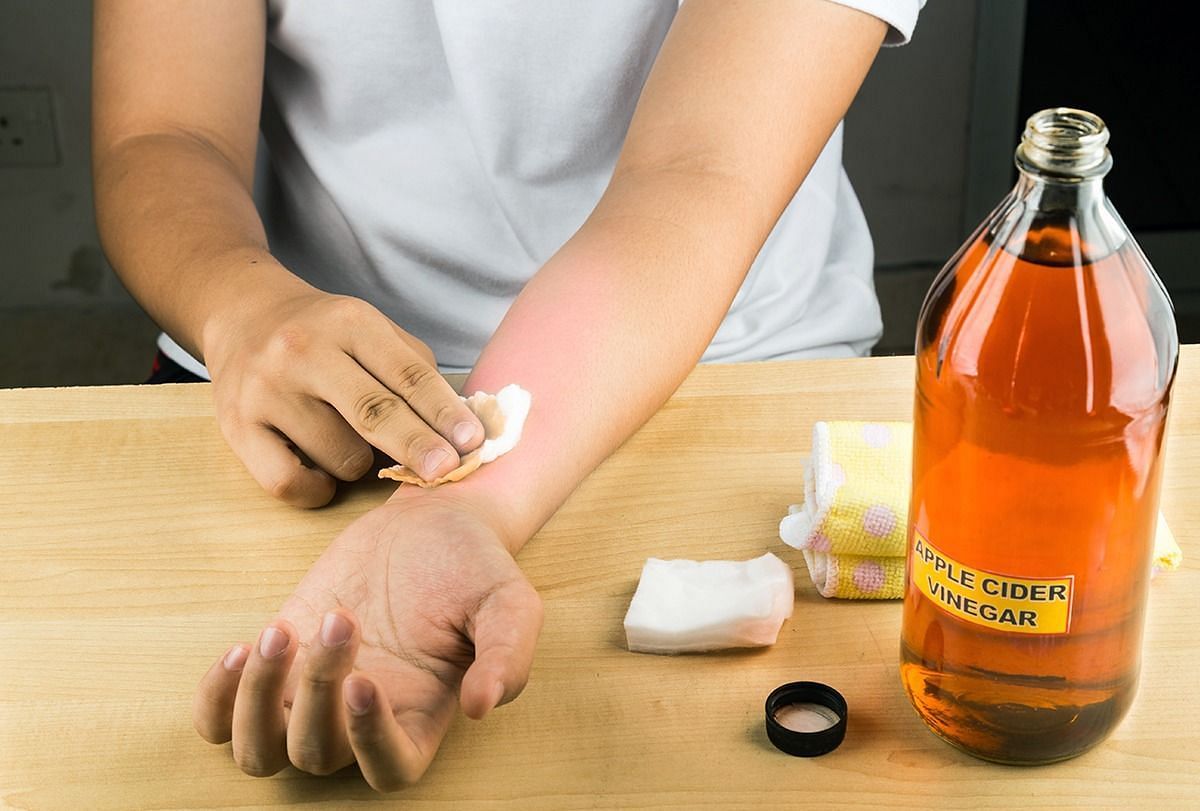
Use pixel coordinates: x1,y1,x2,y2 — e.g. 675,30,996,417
194,496,543,791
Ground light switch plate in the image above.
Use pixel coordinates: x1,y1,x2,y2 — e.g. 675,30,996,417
0,87,60,167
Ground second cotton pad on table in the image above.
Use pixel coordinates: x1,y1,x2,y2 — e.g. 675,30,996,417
624,553,794,654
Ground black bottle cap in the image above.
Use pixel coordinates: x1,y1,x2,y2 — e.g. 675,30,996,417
764,681,847,757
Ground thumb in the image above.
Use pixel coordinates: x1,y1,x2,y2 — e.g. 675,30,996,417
460,579,544,720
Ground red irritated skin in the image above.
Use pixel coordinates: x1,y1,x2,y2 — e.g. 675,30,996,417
94,0,886,791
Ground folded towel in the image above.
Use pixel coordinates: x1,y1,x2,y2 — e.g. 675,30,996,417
778,421,910,599
779,421,1183,600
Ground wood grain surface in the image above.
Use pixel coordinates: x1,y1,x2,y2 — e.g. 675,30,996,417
1,351,1197,809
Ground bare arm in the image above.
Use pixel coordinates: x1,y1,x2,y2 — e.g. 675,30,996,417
92,0,270,355
446,0,888,550
93,0,485,506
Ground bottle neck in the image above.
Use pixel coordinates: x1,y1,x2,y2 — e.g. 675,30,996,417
1014,170,1108,213
998,168,1125,266
987,109,1124,264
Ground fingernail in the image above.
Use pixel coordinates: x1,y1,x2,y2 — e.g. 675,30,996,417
320,611,352,648
453,421,477,447
223,644,249,672
259,626,289,659
344,678,375,716
422,448,450,478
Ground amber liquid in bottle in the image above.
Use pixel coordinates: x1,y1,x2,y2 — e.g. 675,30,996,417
900,109,1177,764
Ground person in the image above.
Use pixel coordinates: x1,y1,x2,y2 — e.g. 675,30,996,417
92,0,922,792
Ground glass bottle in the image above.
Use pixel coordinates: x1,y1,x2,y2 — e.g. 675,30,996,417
900,108,1178,764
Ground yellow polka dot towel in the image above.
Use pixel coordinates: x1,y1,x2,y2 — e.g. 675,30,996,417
778,421,910,599
778,421,1184,600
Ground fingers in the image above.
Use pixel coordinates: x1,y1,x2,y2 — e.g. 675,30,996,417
214,294,482,495
271,399,374,483
232,622,298,777
316,356,467,482
194,643,250,744
346,316,485,454
286,610,358,775
391,325,438,369
343,675,439,791
226,422,337,508
199,584,533,790
460,580,545,720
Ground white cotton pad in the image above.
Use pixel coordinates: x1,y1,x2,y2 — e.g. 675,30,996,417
464,383,532,463
623,553,795,654
378,383,531,487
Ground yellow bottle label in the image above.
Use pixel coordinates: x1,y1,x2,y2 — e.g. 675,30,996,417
911,530,1073,635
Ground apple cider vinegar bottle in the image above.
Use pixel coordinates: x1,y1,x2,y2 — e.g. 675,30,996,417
900,108,1178,764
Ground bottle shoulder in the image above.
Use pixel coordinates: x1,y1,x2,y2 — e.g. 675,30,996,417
917,231,1177,421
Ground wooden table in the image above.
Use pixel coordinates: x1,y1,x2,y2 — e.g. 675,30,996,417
2,351,1198,809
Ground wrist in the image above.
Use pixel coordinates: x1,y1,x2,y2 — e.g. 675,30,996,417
384,476,532,557
196,252,315,372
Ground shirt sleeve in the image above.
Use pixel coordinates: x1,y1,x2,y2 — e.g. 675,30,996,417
823,0,926,47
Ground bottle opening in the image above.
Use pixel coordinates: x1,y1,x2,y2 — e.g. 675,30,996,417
1016,107,1112,179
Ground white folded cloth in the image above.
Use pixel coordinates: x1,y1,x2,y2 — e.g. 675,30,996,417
623,553,795,654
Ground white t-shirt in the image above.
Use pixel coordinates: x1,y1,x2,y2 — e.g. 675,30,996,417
161,0,923,377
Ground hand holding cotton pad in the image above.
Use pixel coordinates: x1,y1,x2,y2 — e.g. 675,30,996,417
378,384,531,487
623,553,795,654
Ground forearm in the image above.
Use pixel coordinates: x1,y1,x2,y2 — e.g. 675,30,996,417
440,175,759,549
415,0,887,552
94,134,309,362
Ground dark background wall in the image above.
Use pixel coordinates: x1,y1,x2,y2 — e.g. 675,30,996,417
846,0,1199,354
1,0,1195,385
